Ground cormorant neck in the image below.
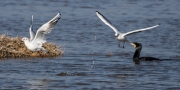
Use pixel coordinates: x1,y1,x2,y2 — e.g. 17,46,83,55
133,46,142,61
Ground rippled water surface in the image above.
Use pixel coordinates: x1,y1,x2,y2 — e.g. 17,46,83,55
0,0,180,89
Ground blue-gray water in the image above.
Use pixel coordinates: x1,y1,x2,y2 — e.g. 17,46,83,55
0,0,180,89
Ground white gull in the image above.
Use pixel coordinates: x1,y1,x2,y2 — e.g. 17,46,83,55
22,12,61,52
96,11,159,48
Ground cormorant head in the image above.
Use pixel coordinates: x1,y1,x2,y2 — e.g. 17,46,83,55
130,42,142,49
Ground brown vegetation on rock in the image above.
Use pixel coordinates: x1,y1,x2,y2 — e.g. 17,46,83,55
0,34,63,58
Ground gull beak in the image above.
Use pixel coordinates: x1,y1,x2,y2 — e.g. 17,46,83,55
130,43,136,48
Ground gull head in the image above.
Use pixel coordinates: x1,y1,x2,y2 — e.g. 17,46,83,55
22,37,29,42
115,33,119,37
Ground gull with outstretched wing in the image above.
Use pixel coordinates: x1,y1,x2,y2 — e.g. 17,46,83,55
96,11,159,48
22,12,61,52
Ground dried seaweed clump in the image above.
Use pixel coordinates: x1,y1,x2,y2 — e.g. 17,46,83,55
0,34,63,58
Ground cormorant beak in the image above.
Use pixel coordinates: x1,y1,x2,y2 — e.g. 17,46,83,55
130,43,136,48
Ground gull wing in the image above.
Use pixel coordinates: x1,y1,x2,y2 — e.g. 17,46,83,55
32,12,61,43
29,14,35,41
123,24,160,36
96,11,121,34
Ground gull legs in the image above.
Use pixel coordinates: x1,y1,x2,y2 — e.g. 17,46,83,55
123,41,125,48
118,41,125,48
118,41,120,47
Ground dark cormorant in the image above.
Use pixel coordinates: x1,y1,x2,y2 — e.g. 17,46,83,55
131,42,160,63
